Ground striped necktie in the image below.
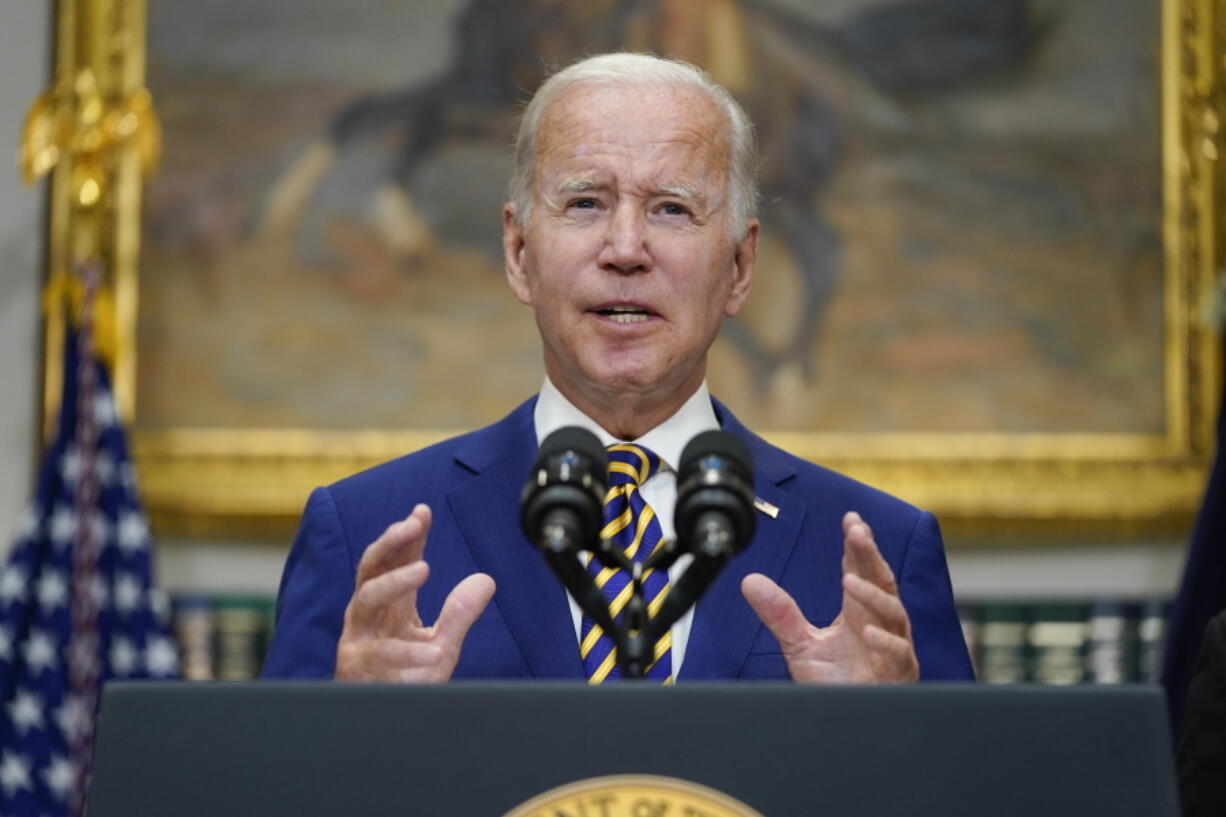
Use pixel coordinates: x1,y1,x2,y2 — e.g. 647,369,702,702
579,443,673,684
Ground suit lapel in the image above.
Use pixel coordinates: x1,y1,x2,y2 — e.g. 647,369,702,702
679,402,807,680
447,401,584,679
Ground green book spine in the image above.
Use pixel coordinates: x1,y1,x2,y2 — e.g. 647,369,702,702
1086,600,1139,683
1026,602,1088,685
215,595,273,681
977,603,1027,684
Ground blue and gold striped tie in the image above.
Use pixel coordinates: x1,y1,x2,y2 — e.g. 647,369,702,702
580,444,672,684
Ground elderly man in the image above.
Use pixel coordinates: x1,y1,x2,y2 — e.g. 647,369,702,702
262,53,973,683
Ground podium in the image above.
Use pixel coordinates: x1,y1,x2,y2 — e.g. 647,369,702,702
86,682,1179,816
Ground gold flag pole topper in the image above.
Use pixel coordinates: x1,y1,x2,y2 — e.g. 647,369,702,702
19,0,158,437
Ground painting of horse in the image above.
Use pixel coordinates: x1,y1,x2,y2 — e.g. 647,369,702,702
138,0,1163,435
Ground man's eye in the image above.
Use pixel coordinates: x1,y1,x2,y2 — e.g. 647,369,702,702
570,199,598,210
660,203,689,216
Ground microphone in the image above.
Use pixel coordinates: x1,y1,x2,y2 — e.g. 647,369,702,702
520,427,624,638
646,430,755,637
674,430,756,561
644,431,756,572
520,426,607,555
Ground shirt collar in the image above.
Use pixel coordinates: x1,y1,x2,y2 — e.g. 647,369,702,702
533,377,719,473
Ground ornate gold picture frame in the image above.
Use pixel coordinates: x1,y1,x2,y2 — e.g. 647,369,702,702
29,0,1224,539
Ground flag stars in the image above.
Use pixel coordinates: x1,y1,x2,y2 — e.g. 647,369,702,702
3,357,182,816
0,752,32,797
22,629,57,674
50,504,76,549
110,637,138,676
59,447,82,484
36,570,68,612
114,573,143,613
42,755,76,802
0,565,27,605
116,511,149,554
7,689,45,735
93,391,117,429
145,636,179,677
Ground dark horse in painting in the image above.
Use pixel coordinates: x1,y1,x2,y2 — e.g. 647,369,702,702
258,0,1035,389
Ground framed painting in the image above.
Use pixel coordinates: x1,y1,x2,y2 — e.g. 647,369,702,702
34,0,1224,538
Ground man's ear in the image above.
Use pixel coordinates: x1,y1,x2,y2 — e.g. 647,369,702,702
503,203,533,305
724,218,758,317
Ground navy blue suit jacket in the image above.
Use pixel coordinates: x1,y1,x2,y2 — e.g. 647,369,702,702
262,397,974,680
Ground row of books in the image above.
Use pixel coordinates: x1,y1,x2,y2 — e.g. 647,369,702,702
960,599,1170,685
168,594,1173,683
173,595,275,681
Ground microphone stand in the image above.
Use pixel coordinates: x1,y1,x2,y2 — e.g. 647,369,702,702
542,532,734,680
539,524,655,678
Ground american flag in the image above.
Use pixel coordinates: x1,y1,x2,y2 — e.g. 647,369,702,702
0,265,178,817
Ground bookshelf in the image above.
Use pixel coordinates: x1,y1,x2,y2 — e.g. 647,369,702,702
159,535,1185,681
170,593,1173,683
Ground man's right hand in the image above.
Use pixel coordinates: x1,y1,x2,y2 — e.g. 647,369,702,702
335,504,496,682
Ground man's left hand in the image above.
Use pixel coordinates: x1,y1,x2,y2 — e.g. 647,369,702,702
741,511,919,683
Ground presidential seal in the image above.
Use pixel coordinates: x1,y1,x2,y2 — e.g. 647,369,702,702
502,774,765,817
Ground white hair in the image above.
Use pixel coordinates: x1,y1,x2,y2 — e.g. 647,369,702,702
507,52,758,238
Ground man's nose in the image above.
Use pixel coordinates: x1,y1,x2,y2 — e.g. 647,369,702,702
597,205,651,274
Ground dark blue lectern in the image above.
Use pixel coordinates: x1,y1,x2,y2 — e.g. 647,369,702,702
86,683,1179,816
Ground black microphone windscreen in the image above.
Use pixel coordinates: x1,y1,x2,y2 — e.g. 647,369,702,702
535,426,607,468
679,430,751,478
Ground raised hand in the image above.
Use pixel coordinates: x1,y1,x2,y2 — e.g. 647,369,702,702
335,504,496,682
741,511,919,683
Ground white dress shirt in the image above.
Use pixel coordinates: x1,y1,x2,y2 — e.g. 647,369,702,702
533,376,720,675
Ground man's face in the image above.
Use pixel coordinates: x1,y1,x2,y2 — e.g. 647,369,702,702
503,83,757,414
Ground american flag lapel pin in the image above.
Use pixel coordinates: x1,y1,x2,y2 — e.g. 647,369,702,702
753,497,779,519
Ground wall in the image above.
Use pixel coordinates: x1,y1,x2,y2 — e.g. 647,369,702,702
0,2,48,551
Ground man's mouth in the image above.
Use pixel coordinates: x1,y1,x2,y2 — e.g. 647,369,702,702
594,305,657,324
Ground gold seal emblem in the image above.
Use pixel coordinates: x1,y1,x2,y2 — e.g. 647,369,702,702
502,774,765,817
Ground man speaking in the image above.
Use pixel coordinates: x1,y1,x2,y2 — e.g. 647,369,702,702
261,53,973,683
